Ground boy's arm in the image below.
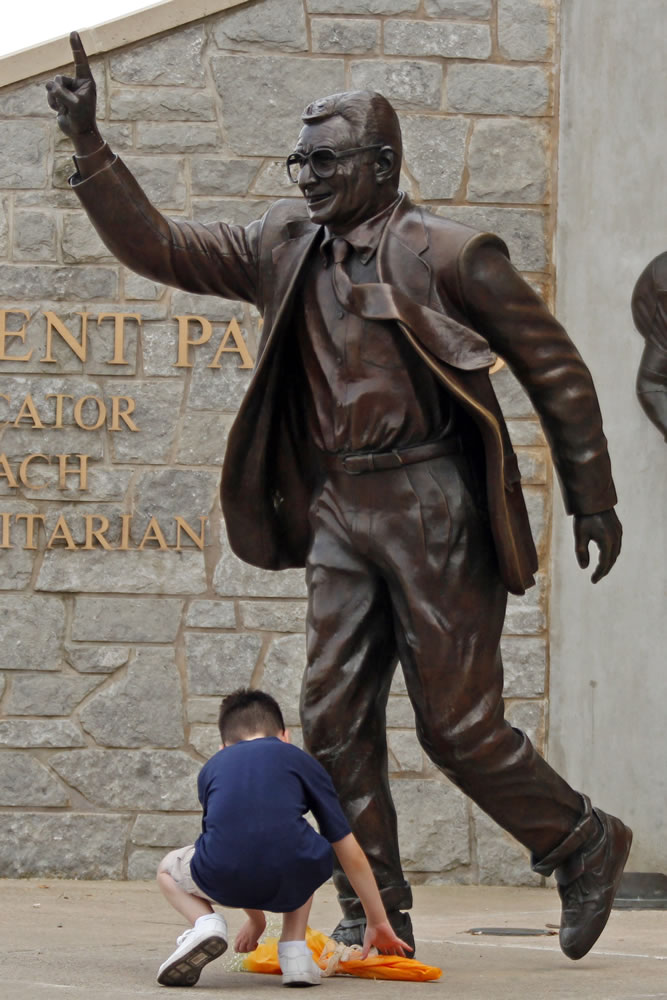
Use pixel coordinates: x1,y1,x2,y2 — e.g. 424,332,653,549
332,833,413,959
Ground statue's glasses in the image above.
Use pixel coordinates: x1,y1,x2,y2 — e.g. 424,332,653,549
286,145,383,183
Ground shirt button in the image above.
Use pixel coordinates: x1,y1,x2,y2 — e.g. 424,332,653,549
337,309,345,319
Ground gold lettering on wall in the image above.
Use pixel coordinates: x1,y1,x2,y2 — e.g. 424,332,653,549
0,310,32,361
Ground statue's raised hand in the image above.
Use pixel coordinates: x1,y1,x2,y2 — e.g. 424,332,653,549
46,32,100,149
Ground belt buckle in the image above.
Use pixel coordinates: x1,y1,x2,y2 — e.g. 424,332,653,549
342,454,372,474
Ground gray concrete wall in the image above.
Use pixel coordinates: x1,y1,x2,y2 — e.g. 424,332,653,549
551,0,667,871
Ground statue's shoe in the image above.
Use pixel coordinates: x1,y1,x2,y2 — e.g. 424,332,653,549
556,808,633,960
330,910,415,957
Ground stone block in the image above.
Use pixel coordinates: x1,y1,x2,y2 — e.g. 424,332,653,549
65,645,130,673
516,447,547,485
467,119,549,204
186,632,263,696
435,205,547,272
139,322,183,377
473,806,541,885
50,749,201,809
0,122,48,188
0,594,65,671
211,55,345,156
187,341,256,413
506,418,545,447
0,198,7,256
261,634,307,726
498,0,554,61
132,813,201,847
175,410,232,466
124,272,166,300
191,158,260,197
110,26,207,86
136,123,220,154
307,0,418,11
14,210,57,261
36,550,207,595
384,20,490,58
400,114,468,199
0,265,118,301
0,753,69,806
311,17,380,53
239,600,307,633
107,380,184,464
491,364,535,418
0,720,86,748
4,673,100,715
386,695,415,728
110,88,216,122
191,198,273,228
0,426,104,465
186,600,236,629
390,667,408,694
391,777,470,870
170,292,244,322
61,211,117,263
505,571,547,634
251,160,302,197
505,699,546,753
0,501,38,590
123,156,187,209
213,0,307,52
0,79,56,118
80,647,185,748
350,60,442,111
524,487,548,553
127,848,165,880
447,64,550,116
500,635,546,697
388,729,423,772
131,468,219,545
71,596,185,642
0,813,129,878
425,0,490,12
214,527,307,598
187,698,222,725
189,724,221,759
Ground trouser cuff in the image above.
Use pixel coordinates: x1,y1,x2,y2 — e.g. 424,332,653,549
338,881,413,920
530,794,600,877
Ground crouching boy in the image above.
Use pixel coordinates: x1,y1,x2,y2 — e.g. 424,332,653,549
156,688,411,987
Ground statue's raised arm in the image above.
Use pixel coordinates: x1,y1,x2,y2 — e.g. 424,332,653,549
46,32,102,156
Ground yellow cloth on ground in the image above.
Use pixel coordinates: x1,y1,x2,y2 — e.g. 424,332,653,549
243,927,442,982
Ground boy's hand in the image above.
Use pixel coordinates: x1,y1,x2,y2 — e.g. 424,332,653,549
361,919,413,959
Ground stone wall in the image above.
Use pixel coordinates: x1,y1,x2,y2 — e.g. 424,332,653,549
0,0,558,884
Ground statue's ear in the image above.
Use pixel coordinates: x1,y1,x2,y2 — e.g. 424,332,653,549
375,146,397,186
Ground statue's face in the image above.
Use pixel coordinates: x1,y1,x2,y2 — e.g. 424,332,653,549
294,117,388,232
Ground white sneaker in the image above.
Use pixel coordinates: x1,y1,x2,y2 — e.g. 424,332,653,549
157,915,228,987
278,941,321,988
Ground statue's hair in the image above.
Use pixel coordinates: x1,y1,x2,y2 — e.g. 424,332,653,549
301,90,402,181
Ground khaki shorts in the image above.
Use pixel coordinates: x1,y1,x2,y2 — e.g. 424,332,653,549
159,845,217,903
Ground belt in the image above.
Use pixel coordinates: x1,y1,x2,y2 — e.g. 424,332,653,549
320,437,461,475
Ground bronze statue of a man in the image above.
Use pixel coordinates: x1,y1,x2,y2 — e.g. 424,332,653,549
47,32,631,961
632,251,667,440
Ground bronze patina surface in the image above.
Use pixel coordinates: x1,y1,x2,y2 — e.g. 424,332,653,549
46,32,631,961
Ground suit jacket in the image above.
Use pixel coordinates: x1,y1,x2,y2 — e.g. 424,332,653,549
73,157,617,595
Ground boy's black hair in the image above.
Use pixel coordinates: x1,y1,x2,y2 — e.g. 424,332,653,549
218,688,286,745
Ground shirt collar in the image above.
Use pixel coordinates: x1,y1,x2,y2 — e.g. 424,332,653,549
320,195,400,266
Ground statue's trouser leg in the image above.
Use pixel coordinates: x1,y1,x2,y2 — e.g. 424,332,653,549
301,457,592,920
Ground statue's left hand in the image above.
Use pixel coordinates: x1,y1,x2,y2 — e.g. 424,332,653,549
573,508,622,583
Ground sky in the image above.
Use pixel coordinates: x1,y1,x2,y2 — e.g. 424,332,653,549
2,0,155,58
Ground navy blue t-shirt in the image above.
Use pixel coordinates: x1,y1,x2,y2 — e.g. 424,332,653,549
190,737,351,912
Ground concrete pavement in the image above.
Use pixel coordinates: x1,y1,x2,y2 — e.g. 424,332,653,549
1,880,665,999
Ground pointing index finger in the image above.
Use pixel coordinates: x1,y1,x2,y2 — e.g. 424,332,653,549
70,31,92,78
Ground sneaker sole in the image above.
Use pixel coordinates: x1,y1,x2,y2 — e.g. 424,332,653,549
282,977,321,987
157,935,227,987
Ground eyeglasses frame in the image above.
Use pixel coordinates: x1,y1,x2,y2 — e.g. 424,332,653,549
285,144,384,184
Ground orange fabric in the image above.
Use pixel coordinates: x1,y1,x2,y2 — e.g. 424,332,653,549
243,927,442,982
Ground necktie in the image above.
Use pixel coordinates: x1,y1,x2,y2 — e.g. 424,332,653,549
331,237,353,312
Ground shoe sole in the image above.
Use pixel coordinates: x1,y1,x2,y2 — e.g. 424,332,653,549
282,977,321,987
157,934,227,987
